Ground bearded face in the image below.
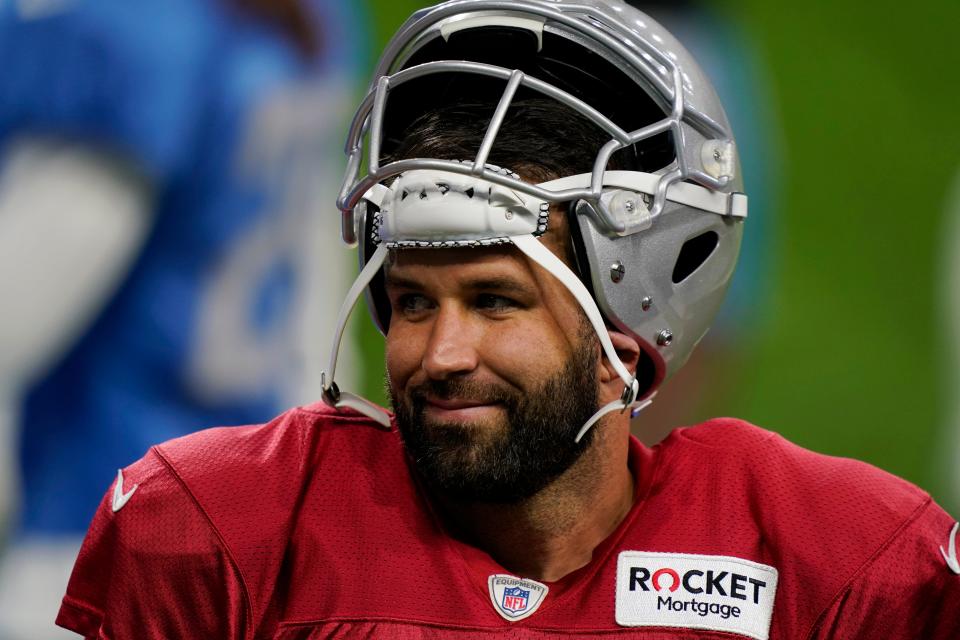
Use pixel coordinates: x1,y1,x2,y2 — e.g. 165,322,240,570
392,331,600,504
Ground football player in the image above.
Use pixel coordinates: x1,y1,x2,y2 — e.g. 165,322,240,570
57,1,960,638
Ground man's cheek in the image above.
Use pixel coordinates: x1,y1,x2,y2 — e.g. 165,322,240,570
385,343,416,389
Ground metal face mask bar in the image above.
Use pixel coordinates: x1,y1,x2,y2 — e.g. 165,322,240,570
337,58,745,246
337,2,746,245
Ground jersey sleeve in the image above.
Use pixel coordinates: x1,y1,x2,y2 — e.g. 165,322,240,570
56,449,249,639
809,498,960,639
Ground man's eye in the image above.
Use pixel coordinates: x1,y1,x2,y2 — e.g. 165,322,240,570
476,294,518,312
395,293,433,314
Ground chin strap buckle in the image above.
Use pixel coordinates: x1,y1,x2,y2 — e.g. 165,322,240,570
319,371,392,429
321,372,340,406
574,378,645,443
619,379,640,412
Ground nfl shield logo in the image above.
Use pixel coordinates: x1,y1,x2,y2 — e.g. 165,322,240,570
501,586,530,613
488,574,549,622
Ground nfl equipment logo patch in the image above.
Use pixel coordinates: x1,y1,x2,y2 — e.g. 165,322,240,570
488,574,548,622
502,586,529,613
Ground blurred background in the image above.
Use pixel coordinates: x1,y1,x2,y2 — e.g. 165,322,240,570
0,0,957,637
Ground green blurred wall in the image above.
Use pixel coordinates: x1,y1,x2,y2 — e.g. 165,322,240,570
711,0,959,509
352,0,425,408
354,0,960,509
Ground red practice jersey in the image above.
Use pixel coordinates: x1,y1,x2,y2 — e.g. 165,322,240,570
57,402,960,639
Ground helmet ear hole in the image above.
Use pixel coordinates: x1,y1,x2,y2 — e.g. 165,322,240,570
634,350,657,399
672,231,719,284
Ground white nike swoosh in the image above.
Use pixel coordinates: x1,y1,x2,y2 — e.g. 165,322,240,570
111,468,138,513
940,521,960,575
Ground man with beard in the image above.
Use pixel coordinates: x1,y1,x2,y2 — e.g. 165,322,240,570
57,1,959,639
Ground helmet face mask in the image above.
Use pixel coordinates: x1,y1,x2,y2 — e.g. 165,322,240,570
323,0,747,434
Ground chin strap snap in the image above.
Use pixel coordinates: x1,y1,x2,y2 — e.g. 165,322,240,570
574,379,653,443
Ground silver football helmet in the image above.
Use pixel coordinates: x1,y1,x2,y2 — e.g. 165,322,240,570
322,0,747,438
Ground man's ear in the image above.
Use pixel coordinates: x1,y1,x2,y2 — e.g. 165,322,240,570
598,329,641,385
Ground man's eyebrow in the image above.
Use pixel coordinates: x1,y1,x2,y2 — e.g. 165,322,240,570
383,273,535,296
383,273,422,291
464,277,535,296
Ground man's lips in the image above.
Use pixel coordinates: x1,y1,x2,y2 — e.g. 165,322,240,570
422,395,503,419
425,396,493,410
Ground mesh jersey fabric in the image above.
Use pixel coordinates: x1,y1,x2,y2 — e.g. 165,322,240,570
57,403,960,639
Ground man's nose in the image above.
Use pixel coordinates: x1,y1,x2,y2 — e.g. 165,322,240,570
421,306,480,380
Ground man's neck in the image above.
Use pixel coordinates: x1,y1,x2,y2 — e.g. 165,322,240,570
433,427,635,582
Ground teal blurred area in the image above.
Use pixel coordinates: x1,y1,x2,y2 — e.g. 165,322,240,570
700,0,960,511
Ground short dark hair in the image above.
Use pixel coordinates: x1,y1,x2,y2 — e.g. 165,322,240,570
385,98,627,181
380,21,675,178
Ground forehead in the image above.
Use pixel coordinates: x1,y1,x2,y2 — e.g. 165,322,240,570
382,241,591,347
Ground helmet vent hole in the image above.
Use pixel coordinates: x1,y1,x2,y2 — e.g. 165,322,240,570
672,231,719,283
465,187,475,198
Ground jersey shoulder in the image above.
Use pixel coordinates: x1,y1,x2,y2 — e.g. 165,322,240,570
152,402,395,528
58,442,244,638
808,495,960,639
59,403,395,637
147,403,395,624
92,402,386,543
661,417,940,635
672,417,929,510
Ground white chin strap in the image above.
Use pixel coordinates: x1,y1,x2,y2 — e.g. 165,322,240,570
509,234,649,442
321,242,393,428
322,167,659,439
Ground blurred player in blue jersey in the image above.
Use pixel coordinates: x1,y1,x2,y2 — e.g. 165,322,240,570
0,0,365,636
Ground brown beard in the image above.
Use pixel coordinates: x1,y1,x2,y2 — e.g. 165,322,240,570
391,333,599,504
